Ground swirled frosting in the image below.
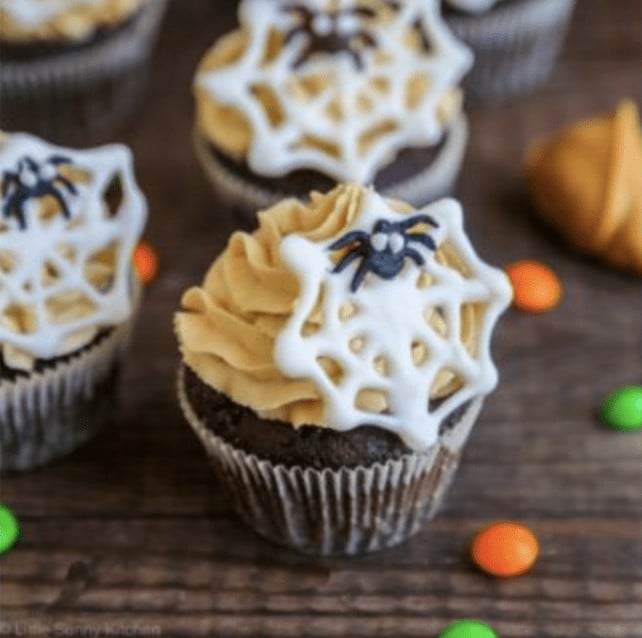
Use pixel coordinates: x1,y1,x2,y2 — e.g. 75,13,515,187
526,100,642,275
176,184,511,449
194,0,471,183
0,132,147,371
0,0,150,43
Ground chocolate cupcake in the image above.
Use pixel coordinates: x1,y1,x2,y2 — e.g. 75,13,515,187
193,0,472,216
175,184,511,555
0,131,147,472
444,0,577,103
0,0,168,144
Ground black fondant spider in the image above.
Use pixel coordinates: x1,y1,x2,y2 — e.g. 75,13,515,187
1,155,77,230
282,4,377,69
328,214,439,292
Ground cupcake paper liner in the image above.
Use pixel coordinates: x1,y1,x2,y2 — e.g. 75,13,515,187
193,114,469,219
446,0,577,103
0,0,168,144
177,365,483,556
0,280,141,473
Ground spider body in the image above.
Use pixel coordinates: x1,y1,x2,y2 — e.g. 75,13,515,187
328,214,439,292
1,155,77,230
282,4,377,69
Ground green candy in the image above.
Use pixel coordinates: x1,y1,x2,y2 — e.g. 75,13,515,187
0,505,20,555
438,620,498,638
600,386,642,432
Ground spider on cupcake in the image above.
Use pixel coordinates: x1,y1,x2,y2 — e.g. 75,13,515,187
1,155,77,229
328,214,439,292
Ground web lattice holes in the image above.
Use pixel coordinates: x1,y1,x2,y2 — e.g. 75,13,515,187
0,139,145,362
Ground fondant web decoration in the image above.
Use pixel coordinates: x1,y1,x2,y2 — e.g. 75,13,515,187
197,0,472,182
0,0,111,27
0,133,146,361
274,191,511,449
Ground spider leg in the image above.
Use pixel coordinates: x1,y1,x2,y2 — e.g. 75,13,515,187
328,231,369,251
332,247,365,274
54,174,77,195
1,171,18,198
407,233,436,252
405,247,425,267
48,155,72,166
49,187,72,220
399,214,439,231
292,40,314,68
350,255,372,293
3,192,28,229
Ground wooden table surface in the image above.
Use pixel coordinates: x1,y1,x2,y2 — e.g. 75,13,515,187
3,1,642,636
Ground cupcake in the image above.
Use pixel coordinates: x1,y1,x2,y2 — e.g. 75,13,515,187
0,0,168,144
0,131,147,472
193,0,473,215
444,0,577,103
175,184,511,555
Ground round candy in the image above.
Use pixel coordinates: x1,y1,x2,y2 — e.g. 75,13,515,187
470,521,539,578
133,240,159,285
600,386,642,431
438,620,498,638
0,504,20,555
505,260,562,313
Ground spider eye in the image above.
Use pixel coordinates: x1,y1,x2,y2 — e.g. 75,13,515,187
40,164,57,181
389,233,404,254
312,14,333,36
19,169,37,188
371,232,388,252
336,14,358,36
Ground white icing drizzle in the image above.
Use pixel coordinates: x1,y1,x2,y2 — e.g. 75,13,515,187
196,0,472,182
444,0,502,14
0,132,146,362
274,191,511,450
0,0,116,27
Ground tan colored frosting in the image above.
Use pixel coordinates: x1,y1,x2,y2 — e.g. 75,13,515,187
526,100,642,275
175,184,482,428
0,0,150,44
194,27,463,165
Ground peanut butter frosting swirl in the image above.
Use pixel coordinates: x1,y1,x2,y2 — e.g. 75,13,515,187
176,185,511,449
527,100,642,275
0,0,150,44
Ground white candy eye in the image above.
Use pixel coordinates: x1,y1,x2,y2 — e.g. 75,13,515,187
371,232,388,252
19,169,37,188
40,164,57,181
336,14,357,36
312,14,332,36
389,233,404,254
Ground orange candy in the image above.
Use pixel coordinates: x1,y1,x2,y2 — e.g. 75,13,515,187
505,260,562,313
470,521,539,578
133,240,159,285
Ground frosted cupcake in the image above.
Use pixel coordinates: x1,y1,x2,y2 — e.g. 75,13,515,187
444,0,577,103
0,0,168,144
0,131,147,472
193,0,472,214
176,184,511,555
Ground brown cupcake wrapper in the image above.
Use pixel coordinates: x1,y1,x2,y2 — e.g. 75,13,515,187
0,279,142,472
0,0,168,144
193,114,469,219
177,365,483,556
446,0,577,103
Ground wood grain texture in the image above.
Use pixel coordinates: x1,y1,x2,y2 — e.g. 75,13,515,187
2,0,642,636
